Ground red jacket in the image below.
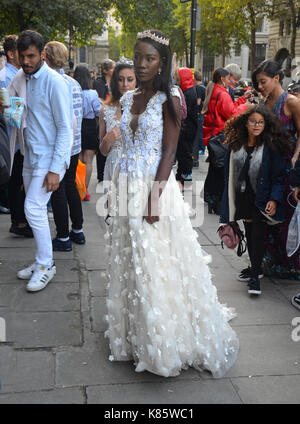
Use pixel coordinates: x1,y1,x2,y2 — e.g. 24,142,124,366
203,84,247,146
178,67,194,92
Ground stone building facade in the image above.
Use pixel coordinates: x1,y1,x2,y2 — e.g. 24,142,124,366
70,31,110,74
268,17,300,83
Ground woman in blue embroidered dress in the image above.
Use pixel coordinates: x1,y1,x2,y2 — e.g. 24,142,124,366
104,30,239,378
252,59,300,279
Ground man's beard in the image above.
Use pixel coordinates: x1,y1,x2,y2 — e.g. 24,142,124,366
23,58,43,75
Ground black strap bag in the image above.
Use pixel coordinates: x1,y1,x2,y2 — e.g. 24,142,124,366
207,92,228,169
0,116,10,186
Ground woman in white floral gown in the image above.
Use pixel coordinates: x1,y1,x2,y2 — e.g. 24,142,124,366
105,30,239,378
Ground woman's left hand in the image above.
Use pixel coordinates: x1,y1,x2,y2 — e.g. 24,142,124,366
291,152,300,168
265,200,277,216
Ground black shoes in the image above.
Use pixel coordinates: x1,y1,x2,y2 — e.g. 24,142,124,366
52,237,72,251
9,224,34,238
207,200,220,215
247,278,261,295
69,230,86,245
238,267,264,282
52,231,86,251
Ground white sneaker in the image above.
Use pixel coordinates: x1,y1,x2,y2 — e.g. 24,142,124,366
17,263,36,280
26,264,56,292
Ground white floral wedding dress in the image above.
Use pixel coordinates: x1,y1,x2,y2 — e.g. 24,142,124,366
103,104,122,184
104,87,239,378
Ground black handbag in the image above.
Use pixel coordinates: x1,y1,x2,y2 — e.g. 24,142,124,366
207,92,228,169
0,116,10,185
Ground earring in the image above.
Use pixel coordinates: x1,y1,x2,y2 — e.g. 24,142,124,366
158,69,161,76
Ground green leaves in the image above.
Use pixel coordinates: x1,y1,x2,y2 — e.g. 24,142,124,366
0,0,110,45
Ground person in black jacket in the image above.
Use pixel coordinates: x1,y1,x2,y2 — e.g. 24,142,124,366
193,71,206,164
290,155,300,201
175,67,198,188
220,105,293,296
290,154,300,310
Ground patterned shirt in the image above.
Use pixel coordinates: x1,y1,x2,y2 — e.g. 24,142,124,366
56,69,83,156
0,62,19,88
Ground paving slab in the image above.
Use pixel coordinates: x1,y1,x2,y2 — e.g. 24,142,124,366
55,339,201,388
90,297,107,332
86,379,242,404
231,375,300,404
88,270,107,297
81,244,108,270
1,310,82,348
194,228,213,246
0,235,35,249
0,282,80,312
0,345,54,394
225,324,300,378
1,156,300,403
0,388,85,404
0,259,79,284
218,288,297,326
0,247,34,261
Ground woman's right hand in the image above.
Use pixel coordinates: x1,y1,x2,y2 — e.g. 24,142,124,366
0,100,9,114
243,89,254,103
293,187,300,202
103,125,121,144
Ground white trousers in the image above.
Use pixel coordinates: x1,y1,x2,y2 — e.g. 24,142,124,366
23,168,65,268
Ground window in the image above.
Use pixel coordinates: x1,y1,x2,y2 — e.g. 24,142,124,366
286,19,291,35
202,50,214,84
279,20,284,36
79,46,86,63
235,45,241,56
248,44,267,71
256,44,266,58
256,20,263,33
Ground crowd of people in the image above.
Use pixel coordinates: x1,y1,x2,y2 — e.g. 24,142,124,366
0,28,299,379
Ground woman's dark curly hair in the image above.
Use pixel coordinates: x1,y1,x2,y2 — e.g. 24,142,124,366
224,105,293,155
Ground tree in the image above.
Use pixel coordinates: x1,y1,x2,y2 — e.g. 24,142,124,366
196,0,250,66
112,0,188,60
108,26,121,62
197,0,271,71
171,0,192,66
0,0,110,45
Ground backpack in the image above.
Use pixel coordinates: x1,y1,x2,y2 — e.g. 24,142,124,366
217,221,247,257
0,115,10,186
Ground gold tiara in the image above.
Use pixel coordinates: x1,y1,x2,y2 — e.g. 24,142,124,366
137,30,169,46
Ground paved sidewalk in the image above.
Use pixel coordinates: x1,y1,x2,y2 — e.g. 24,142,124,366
0,156,300,404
